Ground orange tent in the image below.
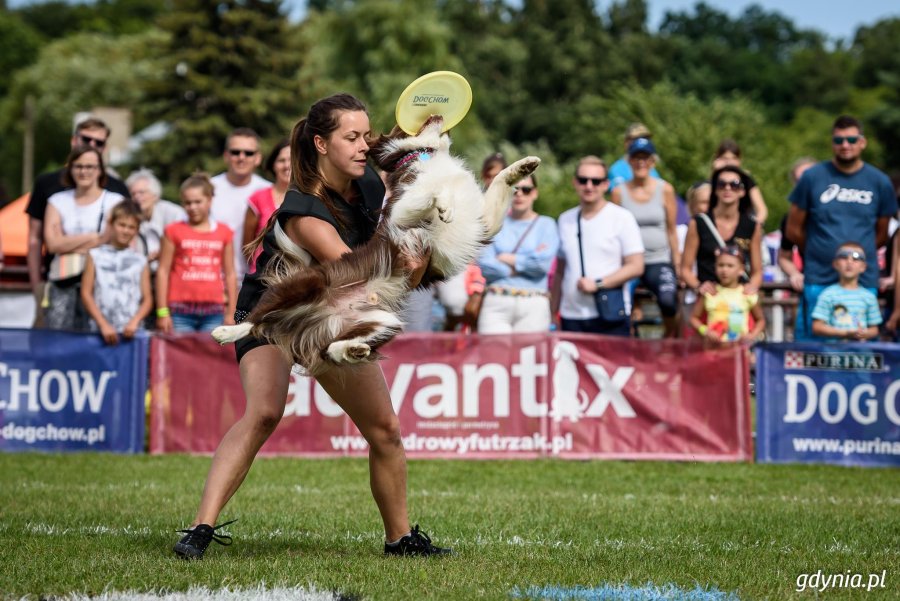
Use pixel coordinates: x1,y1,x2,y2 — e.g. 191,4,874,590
1,194,29,258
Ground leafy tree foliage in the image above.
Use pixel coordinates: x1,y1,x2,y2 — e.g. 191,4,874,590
138,0,301,188
0,30,166,200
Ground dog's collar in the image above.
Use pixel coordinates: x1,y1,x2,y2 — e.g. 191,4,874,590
394,148,435,171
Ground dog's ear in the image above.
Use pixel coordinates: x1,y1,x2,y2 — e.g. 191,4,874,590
368,125,408,171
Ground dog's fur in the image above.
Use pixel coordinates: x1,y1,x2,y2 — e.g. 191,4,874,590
211,116,540,375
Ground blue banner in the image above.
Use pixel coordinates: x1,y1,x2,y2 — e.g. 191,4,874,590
756,342,900,467
0,329,147,453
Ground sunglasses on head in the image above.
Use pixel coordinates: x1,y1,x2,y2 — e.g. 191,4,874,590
715,246,744,260
576,176,607,186
835,249,866,262
228,148,258,157
513,185,535,194
79,134,106,149
832,135,860,145
715,179,744,191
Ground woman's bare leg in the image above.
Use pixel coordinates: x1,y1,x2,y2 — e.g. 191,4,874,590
316,362,410,541
193,344,291,525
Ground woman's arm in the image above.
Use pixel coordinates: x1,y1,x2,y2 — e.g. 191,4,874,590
750,187,768,225
680,219,701,290
43,205,100,254
745,222,764,294
663,182,680,277
222,241,237,325
284,216,352,263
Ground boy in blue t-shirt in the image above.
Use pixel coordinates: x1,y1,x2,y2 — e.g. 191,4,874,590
811,242,881,342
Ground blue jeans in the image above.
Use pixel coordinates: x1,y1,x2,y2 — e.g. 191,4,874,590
171,312,224,333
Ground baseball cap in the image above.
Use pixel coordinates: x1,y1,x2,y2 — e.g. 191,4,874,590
627,137,656,156
624,122,652,140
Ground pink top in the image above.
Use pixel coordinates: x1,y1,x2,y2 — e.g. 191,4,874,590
164,220,233,304
247,187,280,273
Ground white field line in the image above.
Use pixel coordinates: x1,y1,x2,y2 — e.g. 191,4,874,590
16,522,899,557
13,586,345,601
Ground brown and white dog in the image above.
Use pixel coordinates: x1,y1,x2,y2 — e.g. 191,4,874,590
211,116,540,375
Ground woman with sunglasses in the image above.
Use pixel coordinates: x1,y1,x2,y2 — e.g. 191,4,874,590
611,137,681,338
43,146,125,330
476,173,559,333
712,139,768,225
680,165,763,298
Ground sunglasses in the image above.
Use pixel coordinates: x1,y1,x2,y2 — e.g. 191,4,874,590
228,148,258,157
714,247,744,260
79,134,106,149
576,176,607,186
835,249,866,262
513,185,535,194
832,135,860,145
715,179,744,191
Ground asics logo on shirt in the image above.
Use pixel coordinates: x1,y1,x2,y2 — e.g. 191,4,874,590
819,184,873,205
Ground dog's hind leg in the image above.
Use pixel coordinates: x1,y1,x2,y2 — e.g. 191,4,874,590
481,156,541,237
325,310,404,365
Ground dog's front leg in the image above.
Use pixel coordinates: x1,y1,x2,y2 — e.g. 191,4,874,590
481,156,541,237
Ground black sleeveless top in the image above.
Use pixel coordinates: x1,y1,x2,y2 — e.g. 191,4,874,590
694,211,756,284
235,165,385,312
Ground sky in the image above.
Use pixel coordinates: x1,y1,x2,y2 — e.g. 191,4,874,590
7,0,899,43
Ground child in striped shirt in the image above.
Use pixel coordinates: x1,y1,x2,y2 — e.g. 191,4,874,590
811,242,881,342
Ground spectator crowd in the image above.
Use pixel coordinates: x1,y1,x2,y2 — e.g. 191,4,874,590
15,113,900,347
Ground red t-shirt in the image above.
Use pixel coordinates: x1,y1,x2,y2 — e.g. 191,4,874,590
164,221,233,304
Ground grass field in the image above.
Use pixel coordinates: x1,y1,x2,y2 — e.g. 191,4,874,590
1,453,897,600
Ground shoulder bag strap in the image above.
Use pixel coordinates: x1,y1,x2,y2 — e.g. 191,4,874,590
698,212,726,249
576,210,587,277
511,217,539,254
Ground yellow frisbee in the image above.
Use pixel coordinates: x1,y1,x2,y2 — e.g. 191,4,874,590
395,71,473,135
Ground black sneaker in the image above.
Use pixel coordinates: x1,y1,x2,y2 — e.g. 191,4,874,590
384,524,452,557
173,519,237,560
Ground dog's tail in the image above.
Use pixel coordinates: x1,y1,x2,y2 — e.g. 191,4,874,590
259,221,314,288
211,322,254,345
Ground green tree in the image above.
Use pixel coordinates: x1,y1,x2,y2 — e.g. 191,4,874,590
0,12,42,98
138,0,301,188
0,30,167,198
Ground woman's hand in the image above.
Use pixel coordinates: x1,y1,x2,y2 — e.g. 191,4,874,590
400,247,432,288
698,280,717,296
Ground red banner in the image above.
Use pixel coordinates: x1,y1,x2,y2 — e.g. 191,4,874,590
150,333,752,461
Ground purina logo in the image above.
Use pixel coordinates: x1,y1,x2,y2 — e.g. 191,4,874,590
784,350,884,372
412,93,450,107
819,184,873,205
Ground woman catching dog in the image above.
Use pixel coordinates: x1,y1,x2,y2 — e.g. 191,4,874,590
173,93,450,559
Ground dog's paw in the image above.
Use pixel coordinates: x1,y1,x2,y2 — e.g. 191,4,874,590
436,202,454,223
326,340,372,364
211,322,254,345
503,156,541,185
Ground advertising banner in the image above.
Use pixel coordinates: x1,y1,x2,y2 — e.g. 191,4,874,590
0,329,147,453
151,333,751,461
756,342,900,467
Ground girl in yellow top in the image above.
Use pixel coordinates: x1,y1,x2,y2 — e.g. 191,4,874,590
691,244,766,343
